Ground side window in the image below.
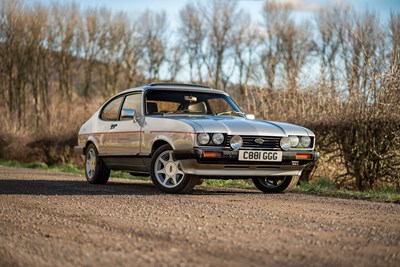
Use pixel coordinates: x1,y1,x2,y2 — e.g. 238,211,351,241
121,93,142,119
100,96,123,121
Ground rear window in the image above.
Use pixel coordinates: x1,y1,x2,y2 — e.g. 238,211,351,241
100,96,123,121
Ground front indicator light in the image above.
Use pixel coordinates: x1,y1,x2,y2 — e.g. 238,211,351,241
296,154,313,160
203,151,222,158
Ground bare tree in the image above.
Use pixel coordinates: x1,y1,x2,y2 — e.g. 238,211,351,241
0,0,30,128
25,3,51,128
98,11,130,97
122,20,145,88
260,0,291,90
388,13,400,67
166,45,183,81
386,13,400,107
179,3,205,83
139,10,168,81
261,1,314,92
77,7,106,100
50,3,79,103
201,0,244,88
316,7,343,97
232,14,260,95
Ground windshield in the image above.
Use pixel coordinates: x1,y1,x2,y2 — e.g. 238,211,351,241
145,90,243,116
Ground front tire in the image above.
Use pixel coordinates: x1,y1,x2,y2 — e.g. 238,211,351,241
151,144,199,194
85,144,110,184
252,176,299,193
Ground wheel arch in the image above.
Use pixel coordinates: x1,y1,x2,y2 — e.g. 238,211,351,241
84,136,99,155
151,140,173,155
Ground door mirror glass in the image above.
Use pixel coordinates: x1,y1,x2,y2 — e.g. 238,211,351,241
121,109,136,121
246,114,255,120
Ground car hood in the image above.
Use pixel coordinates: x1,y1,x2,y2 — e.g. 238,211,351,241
174,116,314,137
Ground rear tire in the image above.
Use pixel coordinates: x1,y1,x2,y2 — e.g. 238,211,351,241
252,176,299,193
85,144,110,184
151,144,199,194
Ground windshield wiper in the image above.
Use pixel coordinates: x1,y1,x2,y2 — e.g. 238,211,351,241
216,111,246,117
162,110,192,116
173,109,192,114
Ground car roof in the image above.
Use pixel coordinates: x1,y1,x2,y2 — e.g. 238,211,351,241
120,82,227,95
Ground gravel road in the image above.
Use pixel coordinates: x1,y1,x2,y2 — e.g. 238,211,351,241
0,166,399,267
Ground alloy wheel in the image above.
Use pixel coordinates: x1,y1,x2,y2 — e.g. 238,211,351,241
154,150,185,188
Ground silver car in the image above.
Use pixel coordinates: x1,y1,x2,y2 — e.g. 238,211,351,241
75,83,319,194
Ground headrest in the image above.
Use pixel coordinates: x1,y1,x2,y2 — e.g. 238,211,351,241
188,102,207,113
147,102,158,114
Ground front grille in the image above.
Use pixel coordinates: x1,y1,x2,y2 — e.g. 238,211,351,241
226,135,281,149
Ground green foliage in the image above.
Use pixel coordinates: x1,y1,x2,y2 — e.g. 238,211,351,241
314,178,336,190
0,160,48,169
111,171,150,181
203,179,255,189
26,162,48,169
295,179,400,204
48,163,84,175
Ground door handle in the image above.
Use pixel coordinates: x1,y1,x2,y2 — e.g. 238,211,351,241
110,124,117,130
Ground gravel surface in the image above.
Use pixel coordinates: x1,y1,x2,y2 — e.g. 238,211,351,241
0,166,399,267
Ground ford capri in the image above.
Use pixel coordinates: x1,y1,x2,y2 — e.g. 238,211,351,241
75,83,319,194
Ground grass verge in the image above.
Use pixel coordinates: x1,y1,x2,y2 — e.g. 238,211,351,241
294,179,400,204
0,160,399,203
203,179,255,189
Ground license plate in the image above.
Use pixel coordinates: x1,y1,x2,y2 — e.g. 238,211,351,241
238,150,282,162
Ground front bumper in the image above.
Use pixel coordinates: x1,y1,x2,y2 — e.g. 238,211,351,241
174,148,319,177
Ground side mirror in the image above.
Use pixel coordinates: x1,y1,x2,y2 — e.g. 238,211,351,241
121,108,137,123
246,114,255,120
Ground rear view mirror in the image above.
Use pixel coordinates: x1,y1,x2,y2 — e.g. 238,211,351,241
184,95,197,102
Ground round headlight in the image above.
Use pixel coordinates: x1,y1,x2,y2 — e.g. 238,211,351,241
197,133,210,145
280,137,291,150
300,136,311,148
230,135,243,150
212,133,224,145
289,136,299,147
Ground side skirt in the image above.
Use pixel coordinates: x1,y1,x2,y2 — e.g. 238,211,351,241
101,156,151,173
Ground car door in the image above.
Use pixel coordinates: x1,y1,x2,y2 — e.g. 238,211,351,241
97,95,125,155
105,92,143,156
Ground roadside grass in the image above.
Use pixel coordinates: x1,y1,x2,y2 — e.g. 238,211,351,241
0,160,51,170
0,160,150,181
0,160,399,203
294,179,400,204
203,179,255,189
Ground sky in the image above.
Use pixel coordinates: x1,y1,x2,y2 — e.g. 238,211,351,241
32,0,400,27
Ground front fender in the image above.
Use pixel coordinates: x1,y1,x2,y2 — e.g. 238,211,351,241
146,132,196,155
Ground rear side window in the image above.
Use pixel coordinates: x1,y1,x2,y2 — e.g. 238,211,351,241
100,96,123,121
